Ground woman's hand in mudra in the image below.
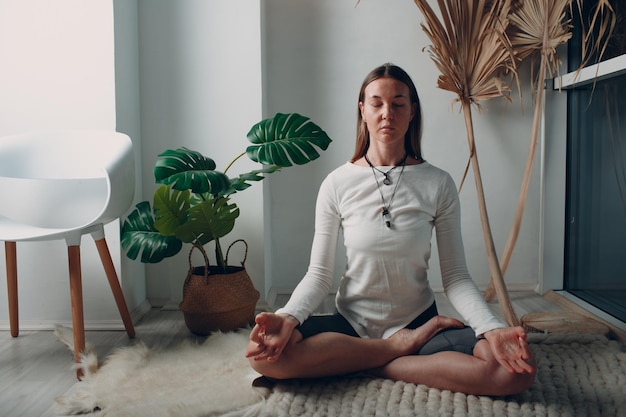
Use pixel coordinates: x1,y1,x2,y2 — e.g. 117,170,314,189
246,312,300,363
484,326,535,374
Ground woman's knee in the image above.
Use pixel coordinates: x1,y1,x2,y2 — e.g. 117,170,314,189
493,366,535,395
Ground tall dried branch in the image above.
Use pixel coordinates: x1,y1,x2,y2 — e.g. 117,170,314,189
483,0,616,302
413,0,520,327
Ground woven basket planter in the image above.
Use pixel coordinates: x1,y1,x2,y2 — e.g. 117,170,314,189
179,240,259,335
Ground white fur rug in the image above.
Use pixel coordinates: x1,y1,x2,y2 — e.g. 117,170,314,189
54,329,626,417
54,327,268,417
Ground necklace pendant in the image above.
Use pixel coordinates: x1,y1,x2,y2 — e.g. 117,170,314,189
383,176,392,186
382,207,392,228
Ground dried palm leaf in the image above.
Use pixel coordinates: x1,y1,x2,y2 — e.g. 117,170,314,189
418,0,517,106
413,0,520,326
576,0,616,70
483,0,616,302
508,0,573,94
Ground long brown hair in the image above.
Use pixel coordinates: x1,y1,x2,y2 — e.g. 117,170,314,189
351,63,423,163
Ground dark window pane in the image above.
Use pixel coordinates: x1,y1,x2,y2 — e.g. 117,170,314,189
565,73,626,321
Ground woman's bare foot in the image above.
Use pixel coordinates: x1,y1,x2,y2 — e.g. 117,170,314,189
388,316,465,355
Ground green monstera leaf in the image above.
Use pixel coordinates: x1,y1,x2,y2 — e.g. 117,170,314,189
225,165,283,195
121,201,183,263
120,112,332,266
154,148,231,195
246,113,332,167
153,185,190,236
175,197,240,246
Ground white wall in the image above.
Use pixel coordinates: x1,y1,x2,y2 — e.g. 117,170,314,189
262,0,543,301
540,54,568,294
137,0,264,305
113,0,147,311
0,0,564,326
0,0,136,328
0,0,562,325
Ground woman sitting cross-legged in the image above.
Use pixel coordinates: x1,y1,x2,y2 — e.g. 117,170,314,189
246,63,536,396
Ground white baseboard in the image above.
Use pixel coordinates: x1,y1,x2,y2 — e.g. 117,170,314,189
255,299,271,313
161,299,182,311
158,298,271,314
0,320,124,332
131,299,153,323
266,287,285,311
0,299,152,332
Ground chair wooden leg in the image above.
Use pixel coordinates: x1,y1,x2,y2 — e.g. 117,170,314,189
94,238,135,338
67,245,85,380
5,241,18,337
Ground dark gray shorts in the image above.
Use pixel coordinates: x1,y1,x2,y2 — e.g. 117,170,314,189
296,302,479,355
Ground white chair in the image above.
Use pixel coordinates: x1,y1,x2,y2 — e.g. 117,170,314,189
0,130,136,378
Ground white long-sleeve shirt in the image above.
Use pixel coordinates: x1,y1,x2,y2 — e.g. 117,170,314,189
276,161,506,339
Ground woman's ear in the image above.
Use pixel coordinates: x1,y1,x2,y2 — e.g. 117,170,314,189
410,102,417,120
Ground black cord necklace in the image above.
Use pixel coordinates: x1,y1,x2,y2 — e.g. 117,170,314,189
365,153,408,228
364,153,408,185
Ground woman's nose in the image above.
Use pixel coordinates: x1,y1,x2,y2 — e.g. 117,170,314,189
382,105,393,120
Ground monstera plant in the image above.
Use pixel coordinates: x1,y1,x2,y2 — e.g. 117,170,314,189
120,113,332,270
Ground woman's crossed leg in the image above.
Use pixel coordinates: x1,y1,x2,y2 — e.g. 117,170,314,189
247,314,535,396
